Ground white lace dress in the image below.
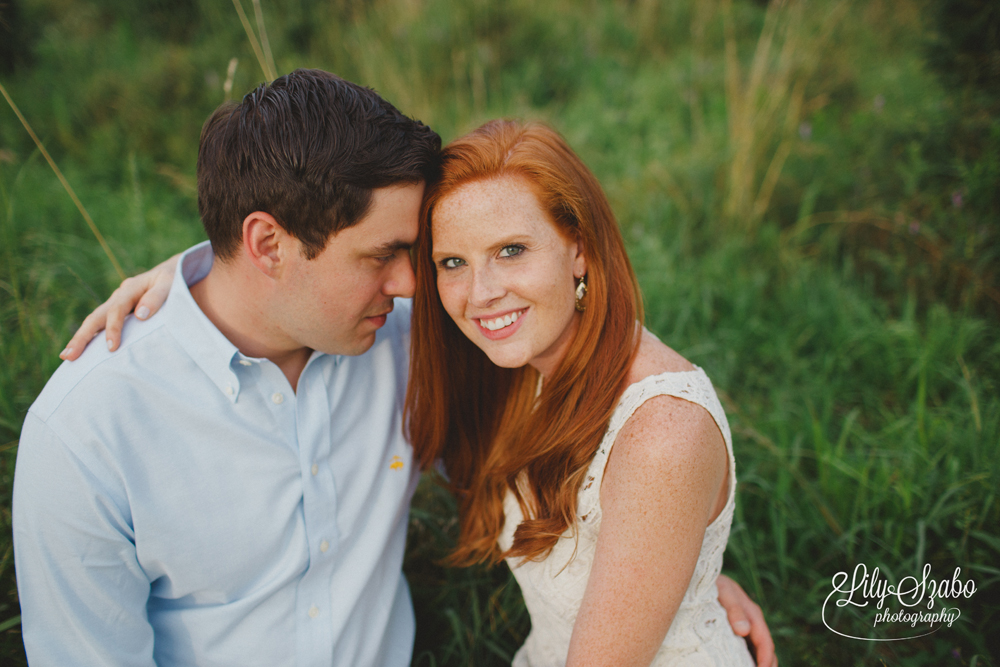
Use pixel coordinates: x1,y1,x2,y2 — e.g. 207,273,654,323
498,368,755,667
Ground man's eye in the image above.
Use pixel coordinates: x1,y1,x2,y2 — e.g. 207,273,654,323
442,258,465,269
498,245,525,258
370,253,399,266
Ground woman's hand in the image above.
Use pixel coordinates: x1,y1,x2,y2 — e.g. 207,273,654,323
60,254,180,360
716,574,777,667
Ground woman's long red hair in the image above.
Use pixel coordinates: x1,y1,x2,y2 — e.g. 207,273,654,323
405,120,643,564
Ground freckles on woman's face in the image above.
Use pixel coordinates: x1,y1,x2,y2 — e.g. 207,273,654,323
430,176,587,378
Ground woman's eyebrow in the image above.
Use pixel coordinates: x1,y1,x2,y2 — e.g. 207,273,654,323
432,235,533,260
430,248,457,262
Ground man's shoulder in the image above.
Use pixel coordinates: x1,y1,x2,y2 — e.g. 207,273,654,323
29,314,174,423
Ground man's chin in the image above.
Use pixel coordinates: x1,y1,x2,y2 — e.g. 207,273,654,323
311,316,386,357
352,332,379,356
318,331,378,358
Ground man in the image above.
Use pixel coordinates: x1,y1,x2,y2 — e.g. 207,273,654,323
16,69,775,666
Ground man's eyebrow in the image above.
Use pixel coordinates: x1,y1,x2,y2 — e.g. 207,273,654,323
366,240,412,255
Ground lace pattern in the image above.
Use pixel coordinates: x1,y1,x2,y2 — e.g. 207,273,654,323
498,367,755,667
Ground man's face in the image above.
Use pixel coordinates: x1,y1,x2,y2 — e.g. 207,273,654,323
273,182,424,356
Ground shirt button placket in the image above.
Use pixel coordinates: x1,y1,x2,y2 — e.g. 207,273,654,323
295,361,338,663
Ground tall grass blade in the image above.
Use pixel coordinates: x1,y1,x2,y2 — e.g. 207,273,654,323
231,0,276,81
223,58,239,101
722,0,847,231
0,81,126,280
251,0,278,81
958,356,983,433
736,420,844,536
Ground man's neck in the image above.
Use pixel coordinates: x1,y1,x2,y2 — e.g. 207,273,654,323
189,261,311,391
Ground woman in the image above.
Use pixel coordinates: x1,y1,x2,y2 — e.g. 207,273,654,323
407,119,755,666
64,121,774,667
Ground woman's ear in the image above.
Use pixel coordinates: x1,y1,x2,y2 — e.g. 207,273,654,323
572,239,587,279
242,211,289,276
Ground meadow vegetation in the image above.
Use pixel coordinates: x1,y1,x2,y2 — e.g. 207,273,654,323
0,0,997,664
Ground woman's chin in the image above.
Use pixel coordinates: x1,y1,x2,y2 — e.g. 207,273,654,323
480,347,531,371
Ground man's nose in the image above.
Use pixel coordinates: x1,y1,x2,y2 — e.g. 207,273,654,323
384,253,416,299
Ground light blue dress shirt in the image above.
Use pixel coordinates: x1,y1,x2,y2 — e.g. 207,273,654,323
14,242,420,667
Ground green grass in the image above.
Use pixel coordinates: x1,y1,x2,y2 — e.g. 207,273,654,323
1,0,998,664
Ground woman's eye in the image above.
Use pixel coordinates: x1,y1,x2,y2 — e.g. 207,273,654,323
442,258,465,269
498,245,525,258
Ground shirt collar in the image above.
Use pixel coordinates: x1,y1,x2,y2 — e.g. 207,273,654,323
161,242,339,402
161,242,245,403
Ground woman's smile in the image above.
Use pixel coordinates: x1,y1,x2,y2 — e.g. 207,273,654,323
474,307,528,338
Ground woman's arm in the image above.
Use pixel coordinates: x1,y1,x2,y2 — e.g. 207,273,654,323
566,393,728,667
61,254,180,360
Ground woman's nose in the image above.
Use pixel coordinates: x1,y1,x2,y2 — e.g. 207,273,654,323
469,265,505,307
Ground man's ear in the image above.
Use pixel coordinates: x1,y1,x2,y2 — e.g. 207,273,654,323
242,212,291,276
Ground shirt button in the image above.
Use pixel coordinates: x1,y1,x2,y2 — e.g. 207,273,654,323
320,540,329,553
239,359,252,366
311,463,319,476
225,385,234,395
308,606,319,618
272,392,284,404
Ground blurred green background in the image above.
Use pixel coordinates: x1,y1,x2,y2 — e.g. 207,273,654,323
1,0,998,664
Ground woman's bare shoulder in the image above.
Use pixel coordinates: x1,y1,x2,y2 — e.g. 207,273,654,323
625,328,696,385
604,388,726,525
601,328,728,524
612,328,723,475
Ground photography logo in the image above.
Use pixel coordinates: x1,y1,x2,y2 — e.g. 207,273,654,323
822,563,976,641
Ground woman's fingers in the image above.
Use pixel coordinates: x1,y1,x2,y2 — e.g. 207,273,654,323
103,288,134,353
105,270,174,351
61,306,111,361
60,275,156,360
60,255,180,361
716,574,777,667
716,574,751,634
134,267,174,323
744,596,777,667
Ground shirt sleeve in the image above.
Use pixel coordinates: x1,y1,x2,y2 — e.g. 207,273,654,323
13,412,156,667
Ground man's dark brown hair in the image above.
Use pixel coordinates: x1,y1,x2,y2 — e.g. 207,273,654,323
197,69,441,260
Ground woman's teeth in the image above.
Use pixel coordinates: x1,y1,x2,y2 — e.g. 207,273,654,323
480,310,522,331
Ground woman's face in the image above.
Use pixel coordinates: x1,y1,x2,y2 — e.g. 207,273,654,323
431,175,586,378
